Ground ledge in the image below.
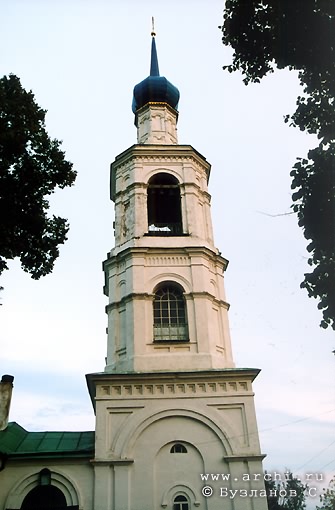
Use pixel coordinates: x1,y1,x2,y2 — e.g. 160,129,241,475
223,454,267,462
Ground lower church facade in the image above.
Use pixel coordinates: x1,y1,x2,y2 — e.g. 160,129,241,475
1,370,267,510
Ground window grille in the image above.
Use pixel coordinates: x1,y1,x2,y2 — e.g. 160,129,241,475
170,443,187,453
173,495,189,510
153,285,188,342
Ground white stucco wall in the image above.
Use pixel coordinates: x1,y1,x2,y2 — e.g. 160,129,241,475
1,459,94,510
87,370,268,510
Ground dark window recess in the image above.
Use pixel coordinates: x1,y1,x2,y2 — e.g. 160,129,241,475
173,495,189,510
153,284,188,342
147,173,183,235
21,485,77,510
170,443,188,453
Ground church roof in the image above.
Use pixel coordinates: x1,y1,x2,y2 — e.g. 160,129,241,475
132,35,180,114
0,422,94,458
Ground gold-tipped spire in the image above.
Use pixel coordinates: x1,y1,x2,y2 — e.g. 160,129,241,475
151,16,156,37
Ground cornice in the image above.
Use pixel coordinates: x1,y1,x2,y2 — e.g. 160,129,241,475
103,245,229,271
223,454,267,463
105,291,230,313
91,458,134,466
110,144,211,200
86,369,261,405
105,292,152,312
112,144,210,169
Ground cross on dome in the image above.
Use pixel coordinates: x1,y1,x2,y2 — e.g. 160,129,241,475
132,26,180,116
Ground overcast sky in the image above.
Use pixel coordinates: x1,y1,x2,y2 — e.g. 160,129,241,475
1,0,334,504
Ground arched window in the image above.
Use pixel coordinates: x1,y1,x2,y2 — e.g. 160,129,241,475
153,283,188,342
170,443,187,453
173,495,189,510
147,173,183,235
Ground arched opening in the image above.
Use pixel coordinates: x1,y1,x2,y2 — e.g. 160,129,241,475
173,495,189,510
147,173,183,235
153,282,188,342
21,485,67,510
18,469,79,510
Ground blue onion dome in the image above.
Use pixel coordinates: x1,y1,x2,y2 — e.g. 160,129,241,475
132,35,180,115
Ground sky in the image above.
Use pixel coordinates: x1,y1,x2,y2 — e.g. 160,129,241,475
1,0,334,504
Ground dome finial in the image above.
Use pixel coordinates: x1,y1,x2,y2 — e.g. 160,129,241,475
151,16,156,37
150,19,159,77
132,23,180,115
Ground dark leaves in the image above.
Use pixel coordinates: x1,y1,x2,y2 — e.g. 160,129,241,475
221,0,335,330
0,74,76,279
264,471,307,510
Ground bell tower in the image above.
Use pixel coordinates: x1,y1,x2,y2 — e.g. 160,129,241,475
103,33,234,374
87,32,268,510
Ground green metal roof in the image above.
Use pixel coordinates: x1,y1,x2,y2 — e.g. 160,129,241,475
0,422,94,458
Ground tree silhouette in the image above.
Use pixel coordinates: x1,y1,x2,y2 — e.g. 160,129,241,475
0,74,76,279
221,0,335,330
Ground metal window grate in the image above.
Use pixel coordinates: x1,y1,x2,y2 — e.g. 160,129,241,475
173,495,189,510
170,443,187,453
153,286,188,342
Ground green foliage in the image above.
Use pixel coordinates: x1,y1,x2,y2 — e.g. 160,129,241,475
221,0,335,330
0,74,76,279
265,472,307,510
317,477,335,509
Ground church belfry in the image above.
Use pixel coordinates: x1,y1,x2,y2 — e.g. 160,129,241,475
87,31,268,510
103,33,234,374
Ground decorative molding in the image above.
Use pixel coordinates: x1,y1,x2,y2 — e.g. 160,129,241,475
104,246,228,271
161,483,200,508
87,369,260,408
111,145,210,170
91,458,134,466
105,292,152,312
223,454,267,463
147,255,188,266
113,155,207,173
186,291,230,310
96,380,252,399
4,469,81,508
114,181,147,196
207,403,249,447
